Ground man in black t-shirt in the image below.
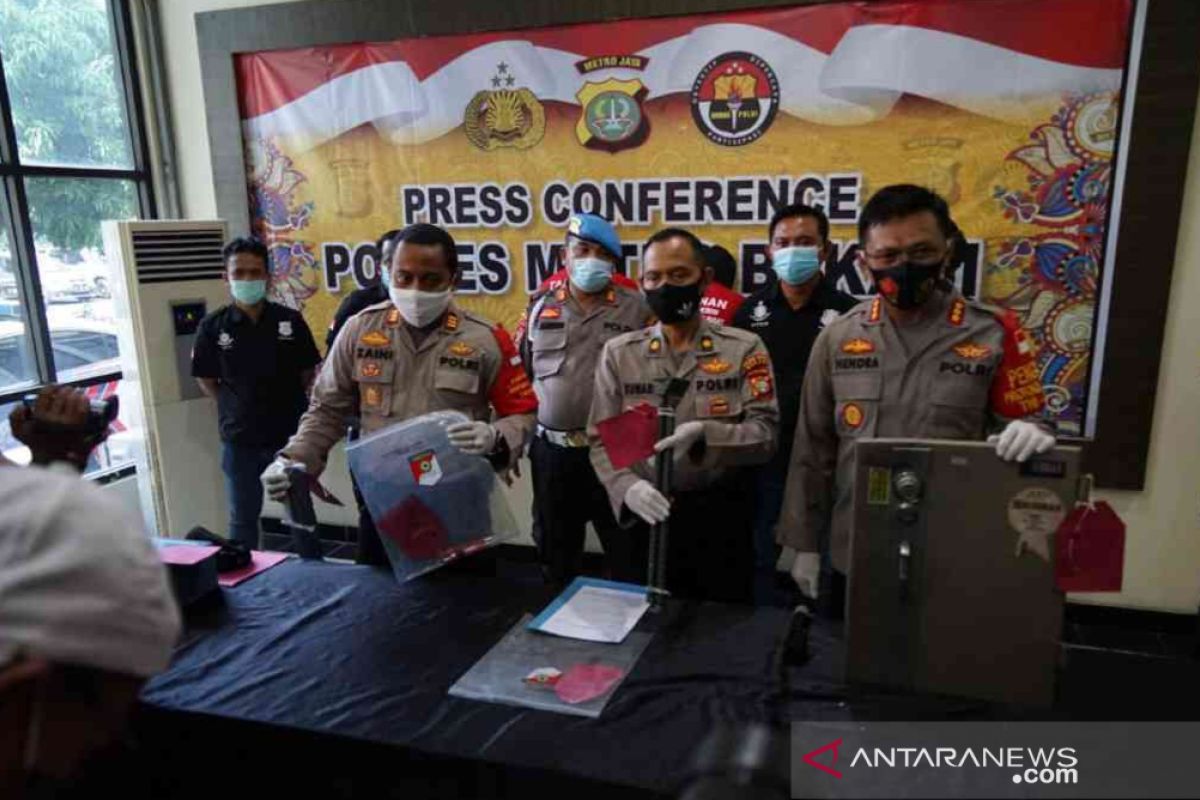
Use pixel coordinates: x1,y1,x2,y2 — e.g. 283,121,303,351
192,237,321,548
324,229,398,349
732,204,857,605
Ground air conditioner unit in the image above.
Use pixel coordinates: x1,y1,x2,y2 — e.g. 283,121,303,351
102,220,229,537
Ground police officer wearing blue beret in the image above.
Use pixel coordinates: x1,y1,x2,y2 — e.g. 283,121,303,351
517,214,651,587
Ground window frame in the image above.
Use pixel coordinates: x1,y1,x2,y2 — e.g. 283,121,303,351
0,0,156,406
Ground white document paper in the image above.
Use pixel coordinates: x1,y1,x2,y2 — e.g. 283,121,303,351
527,578,650,643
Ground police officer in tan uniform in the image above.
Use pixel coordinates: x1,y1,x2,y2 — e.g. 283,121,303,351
261,224,537,561
589,228,779,603
776,185,1056,609
517,213,651,586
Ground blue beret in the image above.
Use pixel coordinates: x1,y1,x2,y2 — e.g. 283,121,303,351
566,213,622,261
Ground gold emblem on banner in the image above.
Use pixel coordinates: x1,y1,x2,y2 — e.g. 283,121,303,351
464,63,545,151
575,77,649,153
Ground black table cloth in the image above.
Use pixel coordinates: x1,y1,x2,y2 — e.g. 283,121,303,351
131,557,1181,799
136,559,795,798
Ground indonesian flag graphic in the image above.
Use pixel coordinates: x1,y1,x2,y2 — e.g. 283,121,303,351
236,0,1131,153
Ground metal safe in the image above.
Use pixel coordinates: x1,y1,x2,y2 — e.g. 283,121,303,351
845,438,1081,707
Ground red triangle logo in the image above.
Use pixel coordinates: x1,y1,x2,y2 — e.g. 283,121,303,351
803,738,843,779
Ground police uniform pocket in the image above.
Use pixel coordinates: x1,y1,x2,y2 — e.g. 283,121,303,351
832,372,881,437
358,381,393,418
694,391,743,419
355,358,395,418
930,377,987,438
531,326,567,379
435,365,481,396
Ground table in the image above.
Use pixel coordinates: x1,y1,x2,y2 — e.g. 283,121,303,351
136,559,795,798
132,558,1194,799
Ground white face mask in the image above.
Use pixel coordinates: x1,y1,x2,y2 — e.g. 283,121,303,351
388,285,451,327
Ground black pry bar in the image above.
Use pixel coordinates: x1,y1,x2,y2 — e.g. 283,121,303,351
648,377,690,611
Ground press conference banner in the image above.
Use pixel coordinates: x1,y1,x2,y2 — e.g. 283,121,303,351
236,0,1132,435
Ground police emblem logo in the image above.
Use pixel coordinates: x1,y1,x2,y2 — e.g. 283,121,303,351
408,450,443,487
841,402,865,430
448,341,476,357
523,666,562,688
876,276,900,303
690,52,780,147
384,308,401,327
748,372,773,401
953,342,992,360
464,63,545,151
741,352,773,400
699,358,732,375
699,335,714,352
841,338,875,355
649,337,662,354
217,331,234,349
751,301,770,323
360,361,382,379
277,320,293,339
708,396,731,416
360,330,390,347
444,312,460,332
576,77,650,152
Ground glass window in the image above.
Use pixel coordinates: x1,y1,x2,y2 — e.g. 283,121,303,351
0,0,151,484
0,211,38,394
24,177,136,382
0,0,134,169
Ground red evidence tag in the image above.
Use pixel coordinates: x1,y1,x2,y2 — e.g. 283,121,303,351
1055,500,1125,592
595,402,659,471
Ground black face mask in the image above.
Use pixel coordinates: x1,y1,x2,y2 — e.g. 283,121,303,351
872,262,942,310
645,281,703,323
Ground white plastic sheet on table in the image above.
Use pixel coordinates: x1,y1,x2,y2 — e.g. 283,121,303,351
346,410,519,582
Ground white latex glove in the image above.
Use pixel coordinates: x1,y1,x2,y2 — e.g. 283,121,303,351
653,420,705,460
790,551,820,600
261,456,298,502
987,420,1056,462
624,479,671,525
446,420,497,455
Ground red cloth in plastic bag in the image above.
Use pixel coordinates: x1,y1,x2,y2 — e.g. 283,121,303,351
554,663,626,705
378,495,450,561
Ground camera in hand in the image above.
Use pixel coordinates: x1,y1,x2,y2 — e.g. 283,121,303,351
22,393,119,435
